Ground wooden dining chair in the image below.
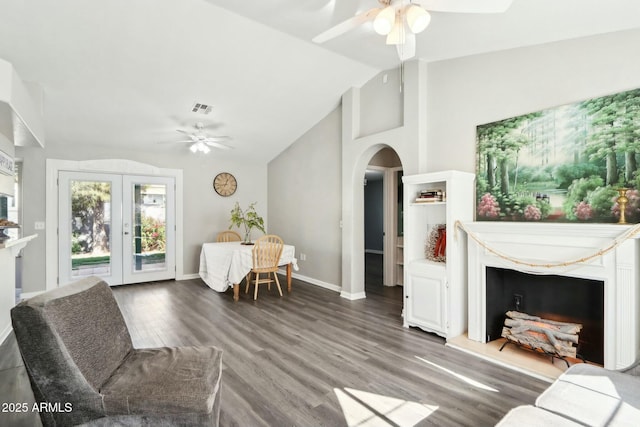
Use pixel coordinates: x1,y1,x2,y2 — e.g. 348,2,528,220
216,230,241,242
245,235,284,300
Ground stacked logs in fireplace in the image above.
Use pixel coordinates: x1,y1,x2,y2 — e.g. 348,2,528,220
500,311,584,367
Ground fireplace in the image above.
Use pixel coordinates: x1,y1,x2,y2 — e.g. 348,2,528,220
486,267,604,365
463,221,640,370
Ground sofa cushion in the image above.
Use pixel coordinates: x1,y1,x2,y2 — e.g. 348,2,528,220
560,364,640,404
536,380,621,427
550,363,640,426
495,405,584,427
101,346,223,417
33,276,133,390
11,276,132,425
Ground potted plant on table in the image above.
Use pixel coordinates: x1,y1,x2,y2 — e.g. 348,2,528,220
229,202,265,245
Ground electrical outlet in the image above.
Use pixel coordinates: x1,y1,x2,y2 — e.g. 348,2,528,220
514,294,523,310
299,253,306,261
34,221,45,230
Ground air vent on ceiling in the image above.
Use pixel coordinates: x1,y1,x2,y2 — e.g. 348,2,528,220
191,102,213,114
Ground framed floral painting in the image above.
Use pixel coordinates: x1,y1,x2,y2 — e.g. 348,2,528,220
475,87,640,223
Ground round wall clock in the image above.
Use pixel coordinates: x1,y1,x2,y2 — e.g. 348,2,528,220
213,172,237,197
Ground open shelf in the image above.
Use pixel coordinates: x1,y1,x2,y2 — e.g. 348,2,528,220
402,170,475,338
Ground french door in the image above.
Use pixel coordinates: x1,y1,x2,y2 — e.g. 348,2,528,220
58,172,175,286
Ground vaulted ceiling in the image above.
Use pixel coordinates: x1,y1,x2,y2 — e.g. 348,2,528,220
1,0,639,161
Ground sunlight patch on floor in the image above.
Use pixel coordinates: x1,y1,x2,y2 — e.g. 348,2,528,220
334,387,438,427
415,356,499,393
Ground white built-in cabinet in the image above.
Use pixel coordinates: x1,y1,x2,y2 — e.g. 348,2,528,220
402,170,475,338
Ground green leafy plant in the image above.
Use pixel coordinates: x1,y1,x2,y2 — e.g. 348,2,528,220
586,186,619,220
562,175,604,220
141,216,166,252
229,202,265,243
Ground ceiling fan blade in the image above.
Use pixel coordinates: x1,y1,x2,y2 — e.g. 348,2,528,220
204,141,233,150
157,140,193,144
396,33,416,61
312,7,380,44
418,0,513,14
203,136,231,142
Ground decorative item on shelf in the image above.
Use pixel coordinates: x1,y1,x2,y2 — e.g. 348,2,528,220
229,202,265,245
616,188,629,224
425,224,446,262
415,189,444,203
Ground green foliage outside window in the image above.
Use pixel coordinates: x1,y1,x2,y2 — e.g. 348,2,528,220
141,216,166,252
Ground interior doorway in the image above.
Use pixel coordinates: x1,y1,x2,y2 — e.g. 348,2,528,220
363,148,403,300
364,169,384,289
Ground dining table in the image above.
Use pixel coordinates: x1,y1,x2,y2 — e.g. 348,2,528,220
199,241,297,301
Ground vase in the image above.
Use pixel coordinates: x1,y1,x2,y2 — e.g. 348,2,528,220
241,229,254,245
616,188,629,225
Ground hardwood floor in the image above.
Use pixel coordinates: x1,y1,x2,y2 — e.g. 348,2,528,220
0,276,548,426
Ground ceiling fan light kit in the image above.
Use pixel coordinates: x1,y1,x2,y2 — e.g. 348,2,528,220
190,141,211,154
313,0,513,61
405,4,431,33
373,6,396,35
164,121,233,154
386,14,405,45
376,4,431,41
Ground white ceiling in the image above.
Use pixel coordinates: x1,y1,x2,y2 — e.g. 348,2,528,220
1,0,639,161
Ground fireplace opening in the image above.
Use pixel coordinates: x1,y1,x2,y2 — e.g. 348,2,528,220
486,267,604,365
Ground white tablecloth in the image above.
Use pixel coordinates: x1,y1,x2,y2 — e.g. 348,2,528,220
199,241,297,292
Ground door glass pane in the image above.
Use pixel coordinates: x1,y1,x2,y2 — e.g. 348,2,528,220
70,180,112,277
132,183,167,272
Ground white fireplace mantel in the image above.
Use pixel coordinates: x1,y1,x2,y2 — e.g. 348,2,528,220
462,221,639,370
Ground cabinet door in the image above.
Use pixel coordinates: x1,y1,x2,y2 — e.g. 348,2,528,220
406,271,445,334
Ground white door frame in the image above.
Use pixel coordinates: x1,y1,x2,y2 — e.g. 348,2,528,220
46,159,184,291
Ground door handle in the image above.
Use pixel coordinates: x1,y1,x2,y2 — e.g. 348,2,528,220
124,232,129,235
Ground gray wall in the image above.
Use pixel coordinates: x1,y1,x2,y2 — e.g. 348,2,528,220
267,106,342,287
426,28,640,173
359,68,403,138
17,142,266,293
268,28,640,291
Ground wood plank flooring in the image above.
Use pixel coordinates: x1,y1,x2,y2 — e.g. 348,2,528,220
0,275,548,426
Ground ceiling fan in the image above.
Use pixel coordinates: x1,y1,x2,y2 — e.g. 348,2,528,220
312,0,514,61
174,122,233,154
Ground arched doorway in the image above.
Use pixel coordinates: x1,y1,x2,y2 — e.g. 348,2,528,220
364,148,403,297
341,144,404,300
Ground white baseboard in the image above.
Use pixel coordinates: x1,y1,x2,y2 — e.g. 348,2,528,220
0,323,12,346
340,291,367,300
277,269,341,293
185,268,342,294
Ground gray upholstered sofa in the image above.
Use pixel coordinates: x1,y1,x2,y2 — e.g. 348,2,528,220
496,360,640,426
11,276,223,427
